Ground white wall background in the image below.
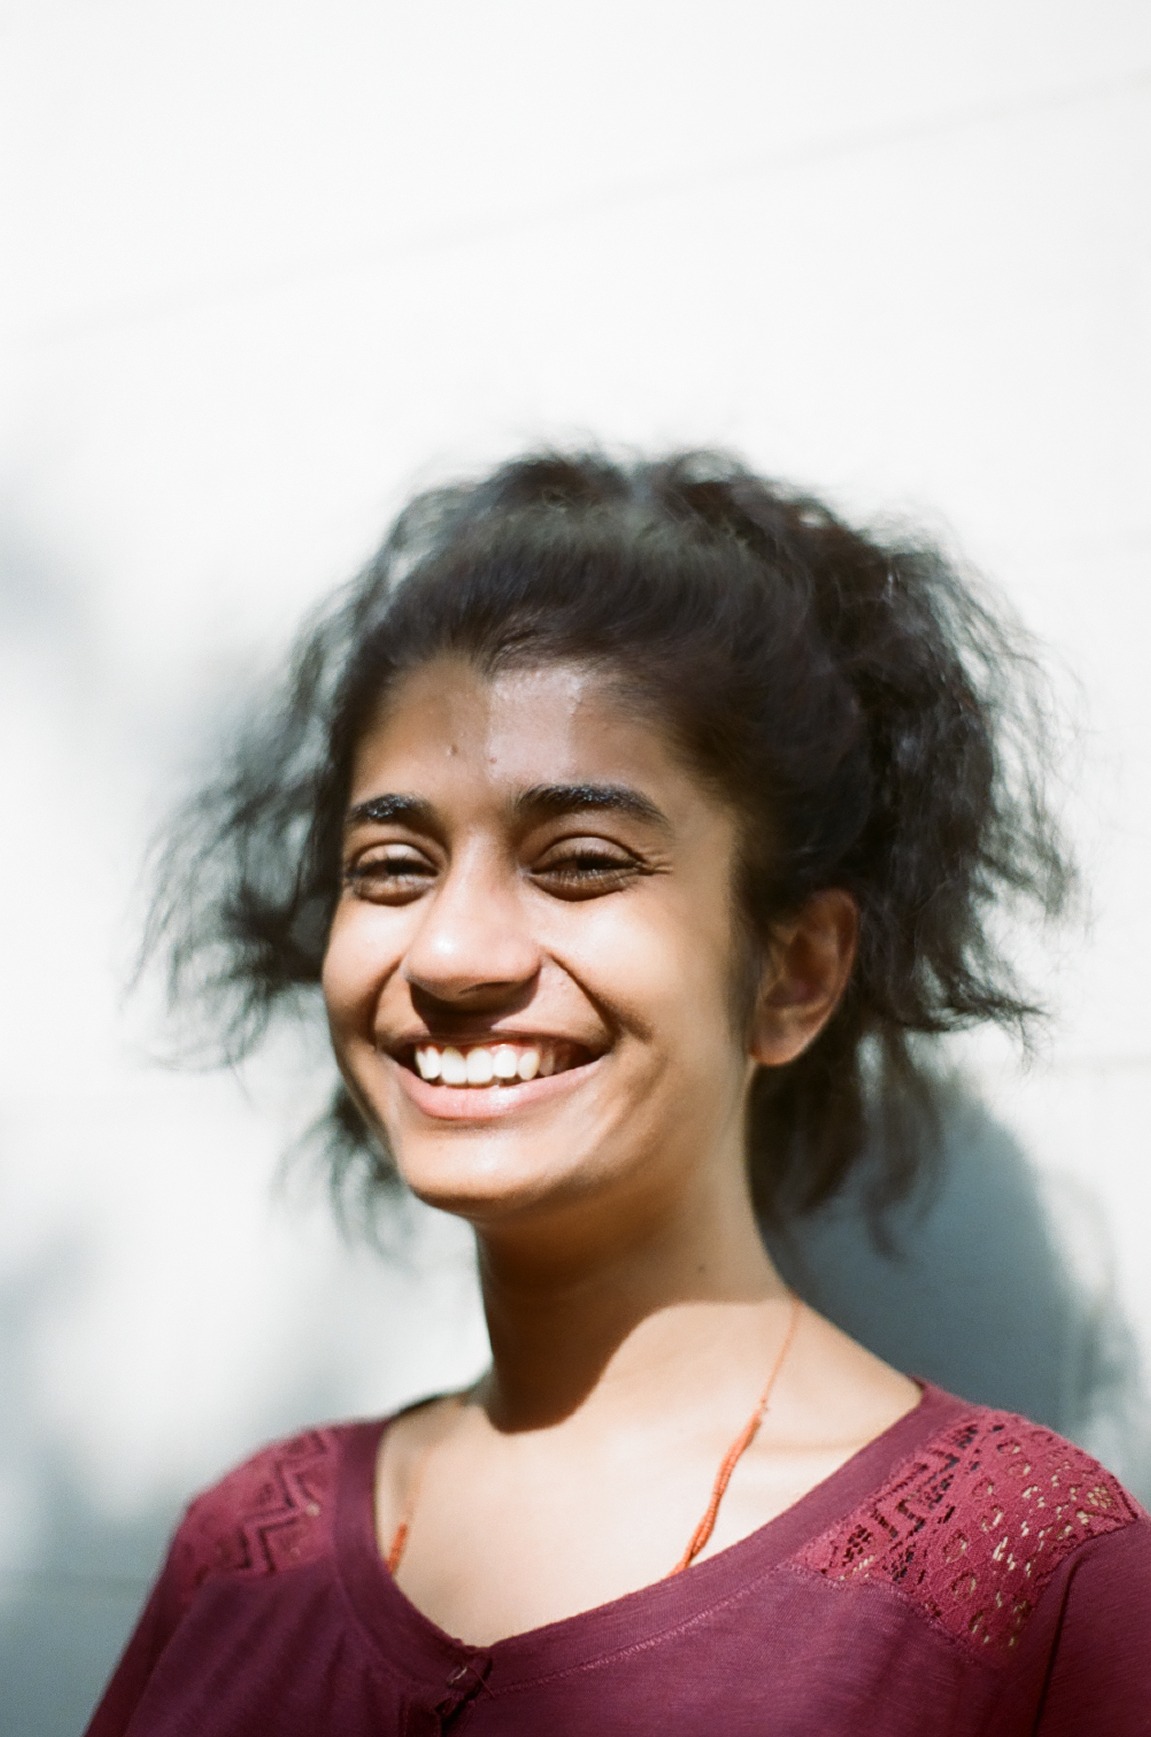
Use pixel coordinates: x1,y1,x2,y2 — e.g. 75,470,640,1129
2,2,1150,1728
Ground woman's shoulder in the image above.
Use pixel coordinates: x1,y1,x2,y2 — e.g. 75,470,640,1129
165,1416,387,1608
793,1384,1149,1657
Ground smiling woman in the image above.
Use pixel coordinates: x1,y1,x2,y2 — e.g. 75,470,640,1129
88,451,1150,1735
321,656,837,1234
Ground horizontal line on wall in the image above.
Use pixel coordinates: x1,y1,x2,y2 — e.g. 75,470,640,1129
0,1569,151,1598
33,62,1151,351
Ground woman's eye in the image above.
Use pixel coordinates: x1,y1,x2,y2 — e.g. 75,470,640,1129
344,849,436,901
532,847,642,898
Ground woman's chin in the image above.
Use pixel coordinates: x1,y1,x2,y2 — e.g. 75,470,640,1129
393,1128,608,1228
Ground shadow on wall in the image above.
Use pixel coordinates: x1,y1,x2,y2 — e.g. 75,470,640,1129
0,1231,177,1737
768,1072,1151,1501
0,1467,172,1737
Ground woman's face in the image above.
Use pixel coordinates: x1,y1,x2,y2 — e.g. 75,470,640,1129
321,656,761,1238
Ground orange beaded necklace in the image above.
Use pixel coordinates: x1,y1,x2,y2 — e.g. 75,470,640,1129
385,1292,803,1581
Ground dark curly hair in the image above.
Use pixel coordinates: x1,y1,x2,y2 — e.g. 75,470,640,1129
147,449,1073,1227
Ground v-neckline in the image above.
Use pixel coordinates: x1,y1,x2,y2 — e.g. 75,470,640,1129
332,1380,964,1695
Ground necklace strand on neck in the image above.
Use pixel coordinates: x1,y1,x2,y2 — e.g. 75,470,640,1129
385,1291,803,1581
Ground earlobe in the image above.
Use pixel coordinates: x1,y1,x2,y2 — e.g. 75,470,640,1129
749,889,858,1068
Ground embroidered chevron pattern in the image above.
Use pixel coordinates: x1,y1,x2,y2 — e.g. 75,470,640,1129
172,1427,343,1600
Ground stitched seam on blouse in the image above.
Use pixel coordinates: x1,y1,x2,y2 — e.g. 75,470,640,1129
483,1567,800,1697
786,1410,1141,1660
780,1557,1008,1671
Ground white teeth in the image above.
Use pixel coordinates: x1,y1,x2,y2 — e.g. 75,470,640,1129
409,1041,567,1086
466,1047,495,1085
440,1047,468,1086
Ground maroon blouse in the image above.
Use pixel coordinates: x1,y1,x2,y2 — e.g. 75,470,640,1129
84,1384,1151,1735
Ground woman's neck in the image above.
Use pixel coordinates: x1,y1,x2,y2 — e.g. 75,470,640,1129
472,1180,789,1435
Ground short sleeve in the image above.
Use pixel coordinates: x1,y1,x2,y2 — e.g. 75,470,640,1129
81,1425,347,1736
1036,1516,1151,1735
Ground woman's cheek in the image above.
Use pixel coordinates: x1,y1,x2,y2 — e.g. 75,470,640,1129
584,897,730,1025
320,905,381,1033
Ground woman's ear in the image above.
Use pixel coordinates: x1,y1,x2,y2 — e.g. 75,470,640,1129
750,888,858,1068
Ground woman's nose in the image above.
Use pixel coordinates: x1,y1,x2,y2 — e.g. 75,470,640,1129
401,852,541,1006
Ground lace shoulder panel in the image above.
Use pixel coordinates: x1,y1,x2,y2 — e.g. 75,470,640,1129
167,1426,351,1606
790,1407,1144,1659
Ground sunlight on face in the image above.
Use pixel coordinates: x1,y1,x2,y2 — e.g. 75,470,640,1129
321,658,758,1241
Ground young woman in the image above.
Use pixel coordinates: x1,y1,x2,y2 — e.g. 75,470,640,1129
87,450,1150,1735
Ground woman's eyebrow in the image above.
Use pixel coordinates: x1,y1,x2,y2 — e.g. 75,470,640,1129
345,793,435,829
345,783,672,833
514,783,672,832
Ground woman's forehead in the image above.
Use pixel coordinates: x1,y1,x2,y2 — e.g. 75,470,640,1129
347,656,722,827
